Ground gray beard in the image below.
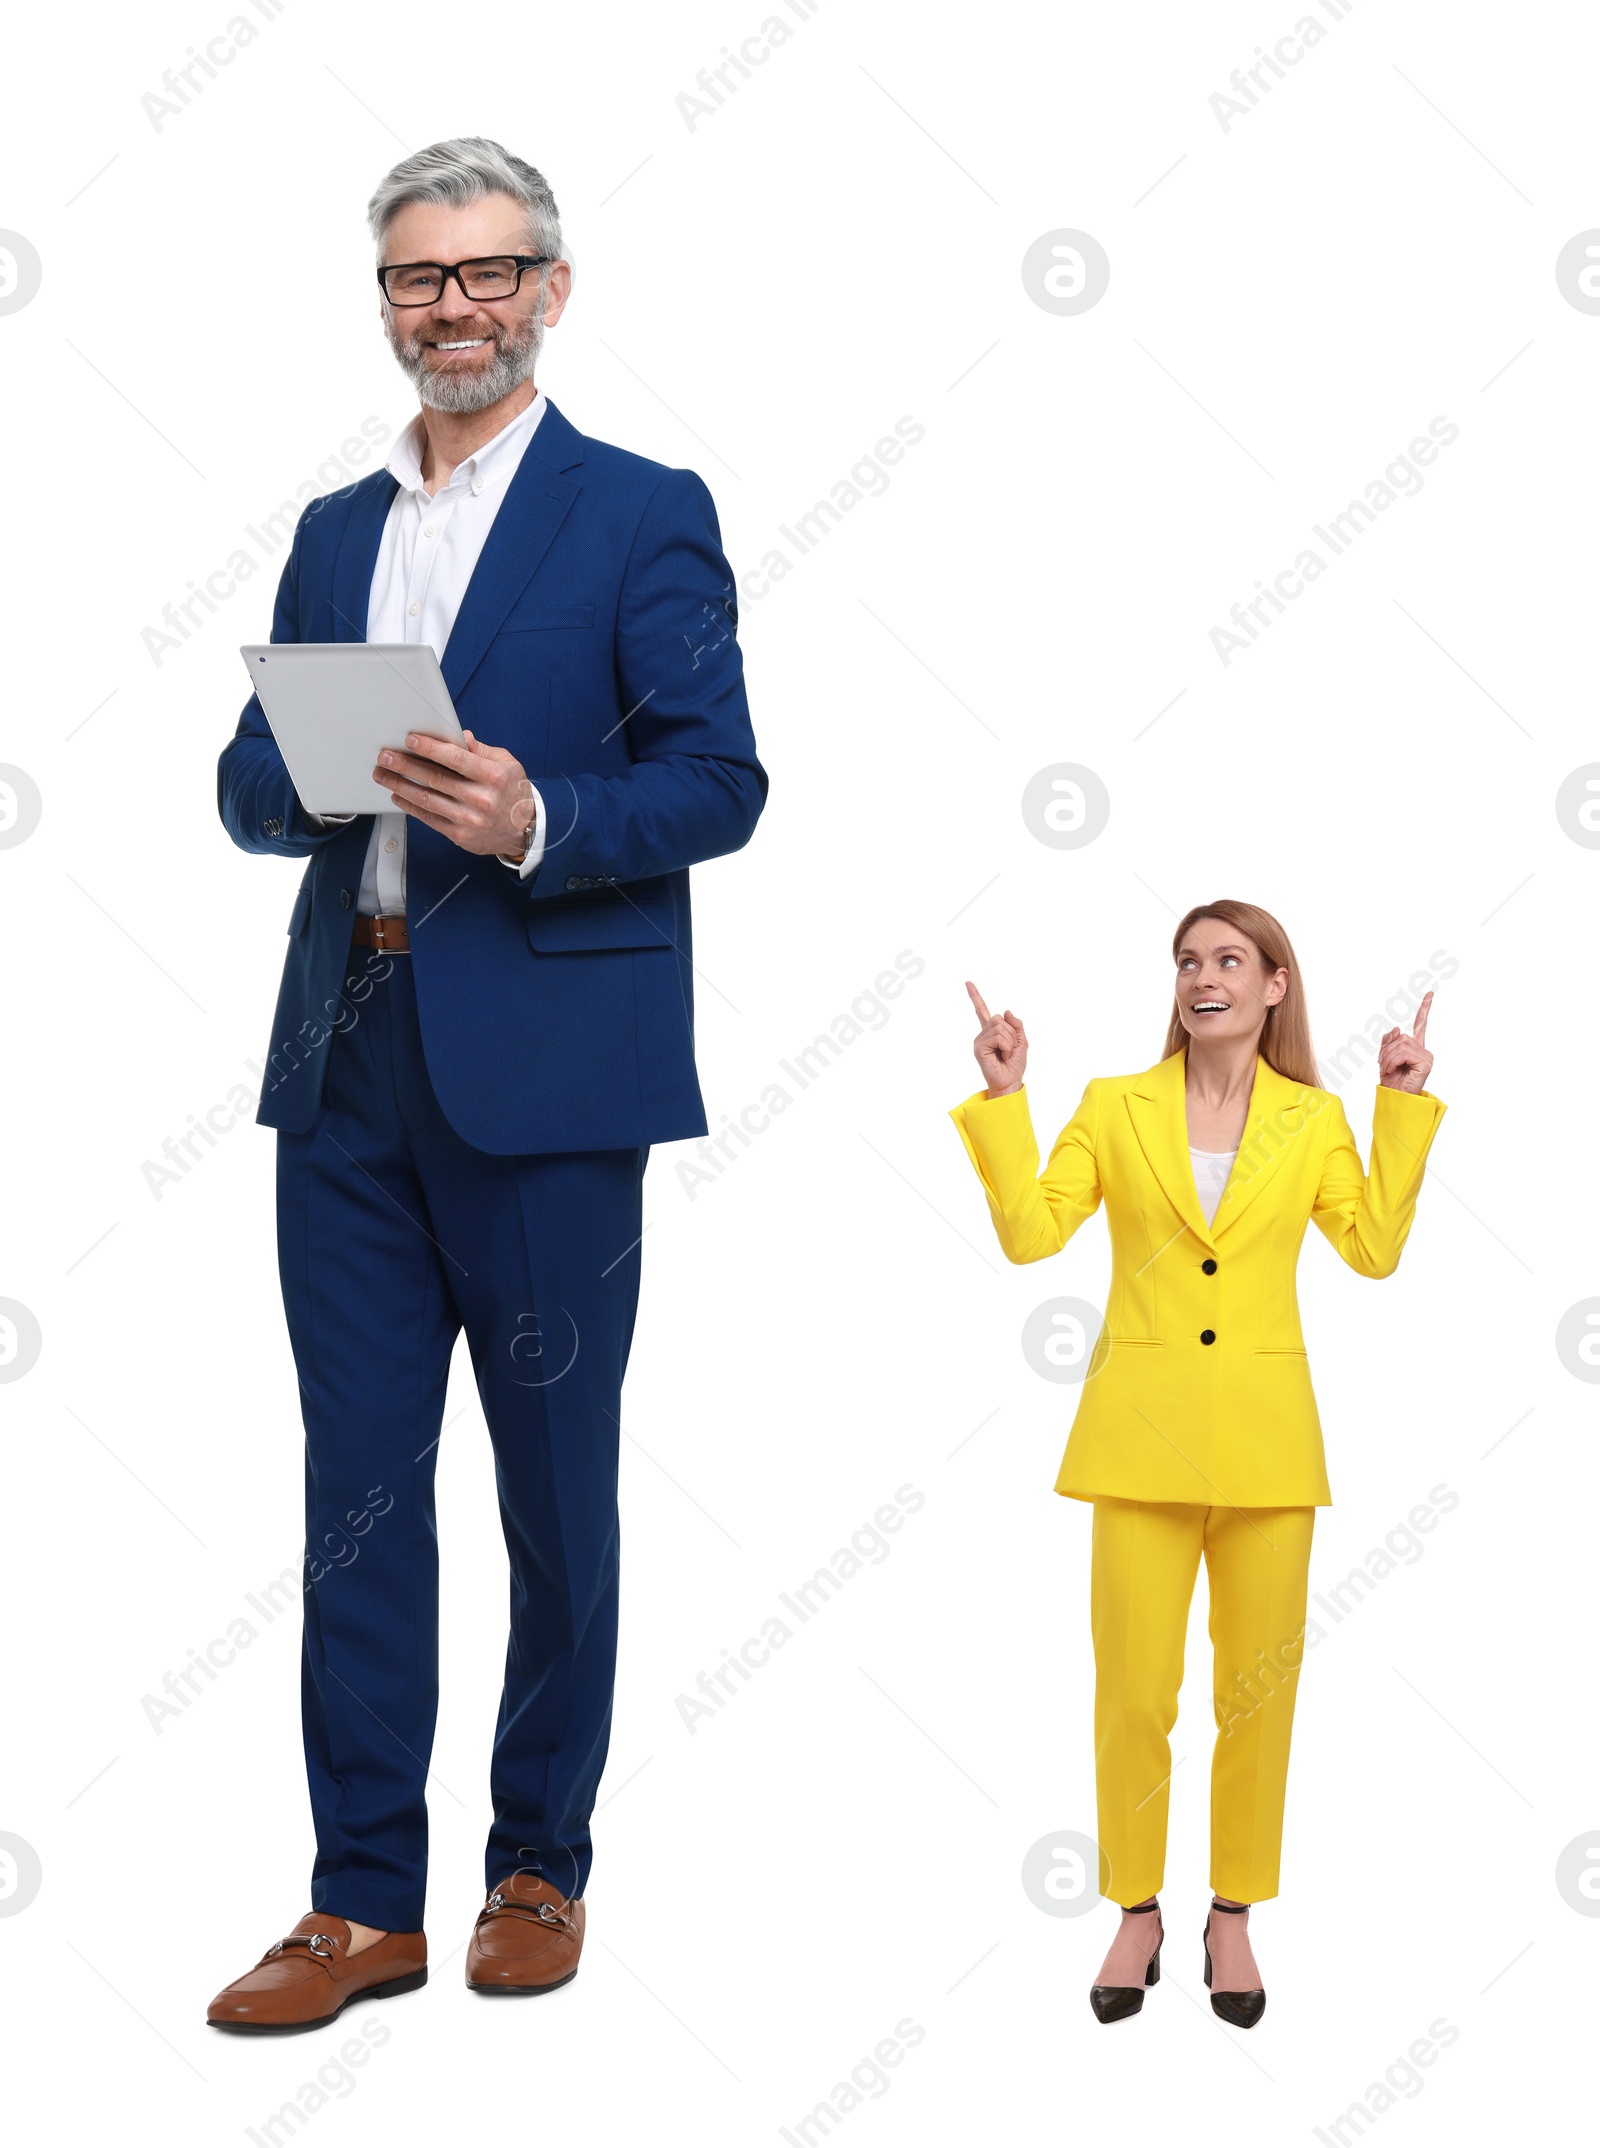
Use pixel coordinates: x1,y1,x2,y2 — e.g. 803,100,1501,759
385,307,544,415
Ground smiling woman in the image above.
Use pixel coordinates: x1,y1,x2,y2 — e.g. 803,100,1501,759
950,897,1447,2029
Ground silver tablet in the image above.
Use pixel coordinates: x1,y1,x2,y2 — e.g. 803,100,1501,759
240,643,466,816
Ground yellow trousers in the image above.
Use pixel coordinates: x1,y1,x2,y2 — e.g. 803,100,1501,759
1090,1497,1315,1906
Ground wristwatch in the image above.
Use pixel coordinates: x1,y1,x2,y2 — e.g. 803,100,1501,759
501,792,538,867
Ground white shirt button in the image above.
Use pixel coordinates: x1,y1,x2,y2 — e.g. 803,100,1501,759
408,601,421,616
423,524,436,538
471,478,485,494
384,838,398,853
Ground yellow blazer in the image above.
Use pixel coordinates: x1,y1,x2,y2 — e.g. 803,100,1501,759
950,1049,1446,1508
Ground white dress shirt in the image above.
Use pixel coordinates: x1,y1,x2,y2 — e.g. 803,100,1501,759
316,391,549,912
1189,1146,1239,1228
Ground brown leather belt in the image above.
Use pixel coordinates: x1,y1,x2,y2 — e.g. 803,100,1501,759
350,914,411,953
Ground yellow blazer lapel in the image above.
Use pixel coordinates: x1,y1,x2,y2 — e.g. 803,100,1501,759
1209,1055,1315,1237
1126,1049,1315,1248
1125,1049,1217,1252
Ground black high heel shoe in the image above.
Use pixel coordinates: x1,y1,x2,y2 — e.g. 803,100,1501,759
1089,1900,1162,2024
1202,1898,1266,2028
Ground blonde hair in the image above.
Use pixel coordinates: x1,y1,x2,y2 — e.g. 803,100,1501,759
1161,899,1319,1086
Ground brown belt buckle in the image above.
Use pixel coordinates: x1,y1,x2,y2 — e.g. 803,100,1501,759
369,915,392,952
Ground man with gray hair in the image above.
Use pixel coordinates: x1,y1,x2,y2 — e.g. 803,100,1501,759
209,138,765,2029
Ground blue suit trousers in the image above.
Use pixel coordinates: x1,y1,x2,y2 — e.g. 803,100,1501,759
275,946,646,1931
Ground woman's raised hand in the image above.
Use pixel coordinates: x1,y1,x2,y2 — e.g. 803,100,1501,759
966,981,1028,1098
1377,990,1434,1094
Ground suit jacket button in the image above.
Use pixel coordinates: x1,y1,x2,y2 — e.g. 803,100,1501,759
340,889,353,910
565,877,581,891
1200,1329,1216,1345
1202,1258,1217,1275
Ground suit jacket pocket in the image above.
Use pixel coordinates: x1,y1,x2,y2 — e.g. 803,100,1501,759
525,880,676,952
501,604,598,632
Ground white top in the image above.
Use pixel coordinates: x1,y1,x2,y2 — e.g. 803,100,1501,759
314,391,551,913
1189,1146,1238,1226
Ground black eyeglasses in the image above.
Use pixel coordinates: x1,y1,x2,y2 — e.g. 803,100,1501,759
378,255,552,306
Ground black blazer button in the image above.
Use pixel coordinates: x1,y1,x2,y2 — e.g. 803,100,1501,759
1200,1329,1216,1345
1202,1258,1217,1275
340,888,353,910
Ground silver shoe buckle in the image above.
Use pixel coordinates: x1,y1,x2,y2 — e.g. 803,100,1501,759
268,1930,337,1960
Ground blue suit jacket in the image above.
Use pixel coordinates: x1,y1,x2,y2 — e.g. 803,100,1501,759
218,399,766,1154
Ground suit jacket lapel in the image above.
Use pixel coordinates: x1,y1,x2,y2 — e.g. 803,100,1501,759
327,475,398,644
1209,1055,1315,1237
1126,1049,1217,1252
441,398,586,703
1125,1047,1315,1250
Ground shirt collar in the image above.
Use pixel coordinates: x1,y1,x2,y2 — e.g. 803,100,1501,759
386,388,545,498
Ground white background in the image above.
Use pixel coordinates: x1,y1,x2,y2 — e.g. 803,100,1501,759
2,1,1594,2141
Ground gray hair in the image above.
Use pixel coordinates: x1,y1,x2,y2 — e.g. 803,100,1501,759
367,137,566,267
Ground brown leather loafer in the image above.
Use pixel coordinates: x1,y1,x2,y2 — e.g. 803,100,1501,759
465,1872,584,1994
207,1914,427,2033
